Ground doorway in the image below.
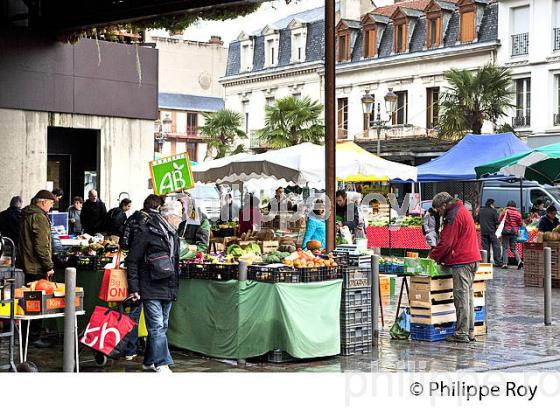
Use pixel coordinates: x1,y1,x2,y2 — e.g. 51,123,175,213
47,127,99,211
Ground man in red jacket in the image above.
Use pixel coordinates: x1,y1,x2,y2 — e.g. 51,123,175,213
430,192,481,343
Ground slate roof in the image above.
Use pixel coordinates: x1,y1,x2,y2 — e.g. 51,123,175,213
224,0,498,78
159,93,224,112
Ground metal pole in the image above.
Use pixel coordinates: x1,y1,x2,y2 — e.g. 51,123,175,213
371,254,380,342
325,0,336,251
480,249,488,264
238,260,248,281
519,178,524,214
63,267,76,372
376,103,381,156
544,247,552,326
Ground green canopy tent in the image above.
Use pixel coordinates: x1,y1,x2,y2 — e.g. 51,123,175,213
475,143,560,185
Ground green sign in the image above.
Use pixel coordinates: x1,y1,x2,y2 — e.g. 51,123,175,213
149,153,194,195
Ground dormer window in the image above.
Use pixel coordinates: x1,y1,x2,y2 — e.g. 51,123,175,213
458,0,476,43
394,21,407,53
336,19,360,63
363,27,376,58
426,16,441,48
262,25,280,68
238,32,254,72
289,19,307,63
337,32,350,62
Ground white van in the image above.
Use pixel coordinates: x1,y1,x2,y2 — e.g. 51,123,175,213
481,180,560,213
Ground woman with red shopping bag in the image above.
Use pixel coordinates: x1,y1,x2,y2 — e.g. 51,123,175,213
125,194,180,373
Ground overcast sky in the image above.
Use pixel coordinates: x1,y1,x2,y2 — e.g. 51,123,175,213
157,0,393,45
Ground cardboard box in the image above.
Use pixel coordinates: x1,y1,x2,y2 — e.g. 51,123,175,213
22,290,84,315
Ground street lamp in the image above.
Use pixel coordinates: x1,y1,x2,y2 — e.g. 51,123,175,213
154,114,172,153
361,88,398,156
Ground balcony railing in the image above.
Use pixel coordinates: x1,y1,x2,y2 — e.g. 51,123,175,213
512,115,531,128
511,33,529,57
354,125,439,141
554,113,560,126
554,28,560,51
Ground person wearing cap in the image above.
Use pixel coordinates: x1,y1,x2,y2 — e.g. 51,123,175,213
538,205,560,233
17,190,56,348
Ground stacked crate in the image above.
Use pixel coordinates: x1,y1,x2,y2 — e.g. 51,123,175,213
523,242,560,288
340,264,372,355
409,263,493,341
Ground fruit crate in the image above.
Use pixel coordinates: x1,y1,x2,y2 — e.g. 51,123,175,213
341,324,373,345
339,266,370,288
410,322,456,342
340,305,372,326
331,250,350,266
180,262,239,281
341,287,372,309
297,266,341,282
247,265,300,283
68,255,97,270
340,343,371,356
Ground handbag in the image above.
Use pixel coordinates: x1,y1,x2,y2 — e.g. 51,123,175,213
517,226,529,243
496,210,507,239
99,251,128,302
80,305,137,359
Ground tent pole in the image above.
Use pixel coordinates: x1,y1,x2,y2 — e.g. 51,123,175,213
325,0,336,251
520,178,523,214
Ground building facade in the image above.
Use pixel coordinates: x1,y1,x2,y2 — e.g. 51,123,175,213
222,0,499,164
497,0,560,147
146,33,228,161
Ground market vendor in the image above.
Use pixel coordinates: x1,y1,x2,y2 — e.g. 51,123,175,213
538,205,559,233
268,187,295,213
178,195,210,259
335,190,361,234
220,193,239,222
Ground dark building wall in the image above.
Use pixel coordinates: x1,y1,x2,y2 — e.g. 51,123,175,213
0,31,158,120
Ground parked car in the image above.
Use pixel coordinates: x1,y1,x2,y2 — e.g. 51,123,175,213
481,180,560,213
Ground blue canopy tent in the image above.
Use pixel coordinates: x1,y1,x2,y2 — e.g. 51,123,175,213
417,133,530,182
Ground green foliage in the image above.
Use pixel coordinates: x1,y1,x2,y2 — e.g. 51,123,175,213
438,64,515,140
256,96,324,148
199,109,247,159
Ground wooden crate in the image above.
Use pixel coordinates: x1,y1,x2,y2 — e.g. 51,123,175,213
473,281,486,293
410,311,457,325
474,263,493,281
409,289,453,309
259,241,279,253
410,276,453,292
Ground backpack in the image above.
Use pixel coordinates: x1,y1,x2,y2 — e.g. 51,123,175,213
119,210,149,250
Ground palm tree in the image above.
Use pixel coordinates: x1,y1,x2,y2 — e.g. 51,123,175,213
198,109,247,159
256,96,324,148
438,64,515,140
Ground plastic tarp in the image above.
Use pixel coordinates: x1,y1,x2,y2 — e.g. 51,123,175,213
192,142,417,185
417,133,530,182
167,278,342,359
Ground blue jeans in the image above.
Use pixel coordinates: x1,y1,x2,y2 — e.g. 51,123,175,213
142,299,173,367
124,303,142,356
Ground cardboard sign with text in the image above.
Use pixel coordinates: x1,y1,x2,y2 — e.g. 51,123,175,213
149,153,195,195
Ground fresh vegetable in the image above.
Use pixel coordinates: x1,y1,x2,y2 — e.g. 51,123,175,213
243,243,262,255
34,279,55,294
227,244,245,257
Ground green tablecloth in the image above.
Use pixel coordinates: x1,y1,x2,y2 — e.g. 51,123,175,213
168,279,342,360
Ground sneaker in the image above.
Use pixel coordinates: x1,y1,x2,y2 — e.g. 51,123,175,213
125,354,138,361
155,365,173,373
445,334,470,343
501,264,508,269
142,363,156,371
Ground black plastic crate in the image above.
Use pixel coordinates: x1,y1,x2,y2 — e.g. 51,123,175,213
341,287,372,308
180,262,239,281
96,256,115,270
340,343,371,356
341,325,373,345
69,255,97,270
247,265,300,283
340,266,371,288
340,305,372,326
331,250,350,266
298,266,340,282
348,254,373,267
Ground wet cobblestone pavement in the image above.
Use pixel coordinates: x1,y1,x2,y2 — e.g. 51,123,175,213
2,268,559,372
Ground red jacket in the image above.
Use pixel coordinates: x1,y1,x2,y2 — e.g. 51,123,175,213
498,206,523,235
430,200,481,266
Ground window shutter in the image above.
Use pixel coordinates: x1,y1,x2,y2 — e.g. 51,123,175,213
460,11,475,42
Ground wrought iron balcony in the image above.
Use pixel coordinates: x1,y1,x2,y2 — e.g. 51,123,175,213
512,115,530,128
511,33,529,57
554,28,560,51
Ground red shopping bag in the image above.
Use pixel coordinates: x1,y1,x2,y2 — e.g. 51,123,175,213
80,305,137,359
99,252,128,302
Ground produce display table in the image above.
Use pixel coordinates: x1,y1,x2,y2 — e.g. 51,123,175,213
366,226,536,256
168,278,342,360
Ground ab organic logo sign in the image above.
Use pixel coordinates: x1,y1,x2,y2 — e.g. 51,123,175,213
150,153,195,195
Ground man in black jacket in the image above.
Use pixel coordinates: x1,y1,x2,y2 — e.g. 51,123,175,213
478,198,501,266
0,196,22,247
81,189,107,235
105,198,132,241
335,190,361,234
126,194,179,373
